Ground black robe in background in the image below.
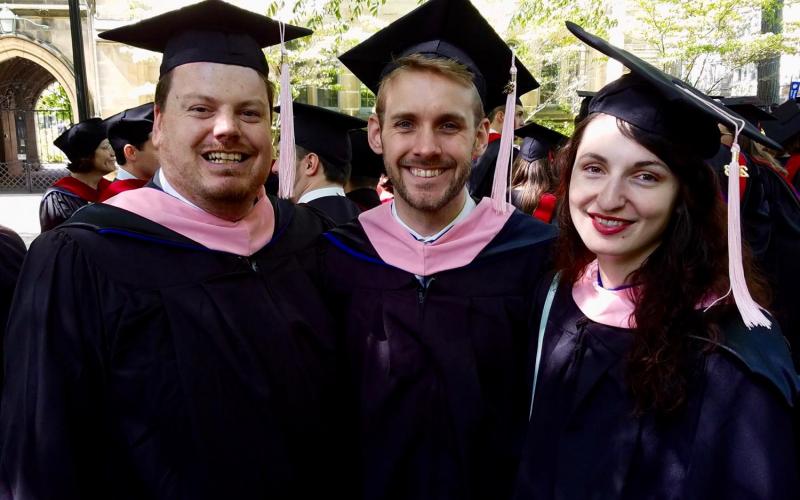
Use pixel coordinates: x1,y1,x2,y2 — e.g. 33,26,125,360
303,195,361,225
0,225,26,391
0,197,342,500
346,188,381,212
707,145,800,367
469,140,519,200
39,188,89,232
320,211,557,500
514,281,799,500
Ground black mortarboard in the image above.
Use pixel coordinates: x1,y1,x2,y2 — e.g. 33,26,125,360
53,118,107,164
107,102,154,157
576,90,597,124
338,0,538,111
99,0,311,77
717,96,776,128
762,99,800,145
514,121,568,162
276,102,367,169
567,22,782,156
349,129,385,179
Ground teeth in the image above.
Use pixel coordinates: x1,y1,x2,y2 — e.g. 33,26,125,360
205,152,243,163
410,168,443,178
595,216,625,227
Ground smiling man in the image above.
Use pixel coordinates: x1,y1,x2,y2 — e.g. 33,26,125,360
321,1,557,499
0,2,342,499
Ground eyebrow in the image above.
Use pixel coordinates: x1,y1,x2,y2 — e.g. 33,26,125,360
577,152,669,169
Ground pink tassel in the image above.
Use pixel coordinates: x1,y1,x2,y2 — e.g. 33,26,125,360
725,136,771,328
490,51,518,214
277,22,296,200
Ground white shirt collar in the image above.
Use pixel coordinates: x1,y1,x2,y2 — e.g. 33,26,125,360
297,186,346,204
116,166,139,181
157,169,202,210
489,128,501,135
391,189,476,244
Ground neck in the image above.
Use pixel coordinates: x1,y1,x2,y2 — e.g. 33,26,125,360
596,255,642,289
394,189,466,238
71,170,105,189
121,163,150,181
301,179,340,196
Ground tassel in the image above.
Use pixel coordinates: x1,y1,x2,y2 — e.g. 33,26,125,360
490,50,518,214
725,131,771,328
277,21,296,200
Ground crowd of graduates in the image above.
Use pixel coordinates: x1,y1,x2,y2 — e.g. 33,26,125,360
0,0,798,499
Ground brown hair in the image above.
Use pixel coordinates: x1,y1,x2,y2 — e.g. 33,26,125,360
375,54,483,127
510,155,559,214
554,113,769,415
154,67,275,117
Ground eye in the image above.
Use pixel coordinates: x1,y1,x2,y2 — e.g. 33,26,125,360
633,171,659,183
188,105,212,115
440,122,461,132
241,109,263,121
582,164,604,175
394,120,413,130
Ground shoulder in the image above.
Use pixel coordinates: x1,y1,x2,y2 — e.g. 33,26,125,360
694,307,799,408
478,208,558,261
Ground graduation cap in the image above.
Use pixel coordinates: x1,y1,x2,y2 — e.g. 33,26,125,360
717,96,776,128
99,0,312,77
107,102,154,160
338,0,538,111
349,129,385,179
568,21,772,329
567,22,781,155
276,102,367,169
53,118,107,164
514,121,568,162
576,90,597,124
762,99,800,146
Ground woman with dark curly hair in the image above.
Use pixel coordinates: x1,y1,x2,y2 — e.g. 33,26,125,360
514,24,799,500
40,118,116,232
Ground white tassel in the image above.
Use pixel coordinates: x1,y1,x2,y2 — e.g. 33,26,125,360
277,21,296,200
490,50,518,214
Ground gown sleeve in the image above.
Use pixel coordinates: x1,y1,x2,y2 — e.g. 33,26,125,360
38,191,86,232
0,229,111,500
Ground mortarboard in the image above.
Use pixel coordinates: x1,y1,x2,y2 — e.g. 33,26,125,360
99,0,311,78
717,96,776,128
107,102,154,159
349,129,385,179
515,121,568,163
338,0,538,111
762,99,800,146
53,118,107,164
576,90,596,124
567,22,781,155
276,102,367,169
568,21,773,328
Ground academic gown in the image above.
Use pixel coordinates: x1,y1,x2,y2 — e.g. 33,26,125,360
346,188,382,212
320,206,557,500
707,145,800,368
39,177,112,232
469,140,519,199
0,194,342,500
303,194,361,225
513,280,800,500
0,225,26,391
98,178,148,202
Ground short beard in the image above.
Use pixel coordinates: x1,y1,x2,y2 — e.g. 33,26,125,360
390,156,471,213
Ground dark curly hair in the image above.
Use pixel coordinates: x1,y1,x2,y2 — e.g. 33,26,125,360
554,113,770,415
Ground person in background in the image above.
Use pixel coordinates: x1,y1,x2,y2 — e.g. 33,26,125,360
100,102,159,201
509,121,566,223
345,128,384,211
40,118,115,231
274,101,364,224
514,23,798,500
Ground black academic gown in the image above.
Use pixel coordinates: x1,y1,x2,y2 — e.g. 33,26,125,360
0,226,26,392
346,188,382,212
39,188,89,232
514,281,799,500
707,145,800,368
303,194,361,225
469,141,519,199
320,210,557,500
0,195,342,500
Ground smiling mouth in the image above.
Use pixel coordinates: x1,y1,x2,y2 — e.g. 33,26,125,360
590,213,634,227
409,168,444,178
202,152,250,164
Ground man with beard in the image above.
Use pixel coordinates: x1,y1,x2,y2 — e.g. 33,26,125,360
0,1,341,499
321,0,557,499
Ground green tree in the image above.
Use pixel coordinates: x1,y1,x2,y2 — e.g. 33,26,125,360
36,82,71,114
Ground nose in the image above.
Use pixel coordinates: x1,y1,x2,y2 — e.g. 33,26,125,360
213,109,241,142
412,126,441,158
595,175,626,211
